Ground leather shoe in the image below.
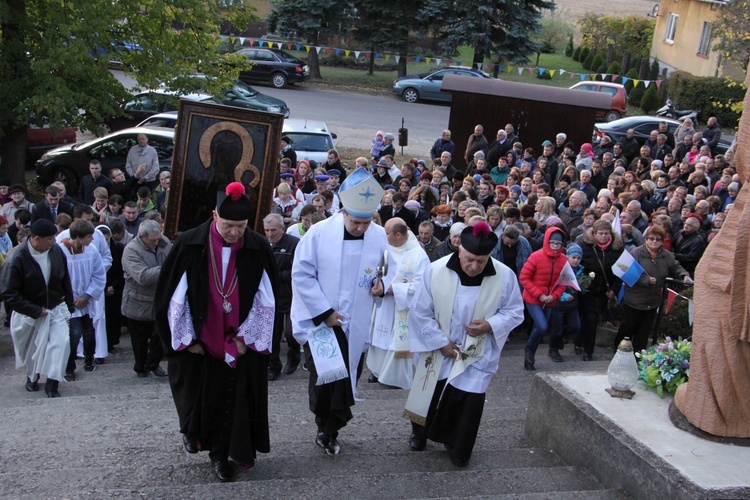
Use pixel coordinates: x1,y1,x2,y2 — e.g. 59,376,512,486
325,438,341,455
315,432,329,449
574,345,583,355
367,373,378,383
151,366,168,377
211,459,234,482
182,435,199,454
267,370,280,381
409,433,426,451
582,353,593,361
64,372,76,382
548,349,563,363
26,378,40,392
136,371,150,378
523,346,535,371
283,362,299,375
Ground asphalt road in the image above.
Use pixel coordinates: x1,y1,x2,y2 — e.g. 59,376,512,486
111,70,450,157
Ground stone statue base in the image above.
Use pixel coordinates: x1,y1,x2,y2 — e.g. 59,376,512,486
669,401,750,447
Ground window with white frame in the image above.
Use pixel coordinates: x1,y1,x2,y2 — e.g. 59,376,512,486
698,22,712,56
665,13,678,43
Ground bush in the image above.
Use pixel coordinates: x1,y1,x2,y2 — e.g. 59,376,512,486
572,46,581,61
650,58,661,80
579,47,591,64
640,84,660,114
607,61,622,76
668,71,745,127
624,68,638,93
582,52,595,70
591,54,605,72
565,37,574,57
629,82,646,107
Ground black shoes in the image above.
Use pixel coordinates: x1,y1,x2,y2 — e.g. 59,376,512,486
182,435,199,454
84,362,96,373
548,348,563,363
524,346,536,370
315,432,341,455
94,358,105,365
444,443,468,467
64,371,76,382
582,353,593,361
409,433,426,451
283,362,299,375
25,377,40,392
367,373,379,383
151,366,168,377
211,459,234,482
267,370,280,381
574,345,583,355
137,372,149,378
45,379,60,398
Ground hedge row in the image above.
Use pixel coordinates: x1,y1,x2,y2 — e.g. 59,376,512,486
668,71,744,126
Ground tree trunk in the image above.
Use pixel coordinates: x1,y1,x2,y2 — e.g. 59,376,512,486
307,33,322,80
368,50,375,76
398,26,408,77
606,45,613,66
472,50,484,69
621,50,631,74
1,0,30,183
638,57,649,80
536,51,541,67
0,127,28,184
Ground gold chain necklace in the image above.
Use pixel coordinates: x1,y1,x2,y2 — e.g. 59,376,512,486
208,238,239,314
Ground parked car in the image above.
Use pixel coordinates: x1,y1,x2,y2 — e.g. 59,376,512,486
136,112,178,129
393,67,494,104
593,115,731,154
36,126,174,195
106,83,290,132
235,48,309,88
569,81,628,122
27,124,77,165
282,119,337,166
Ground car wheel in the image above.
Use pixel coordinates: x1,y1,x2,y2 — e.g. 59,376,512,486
402,88,419,103
53,167,78,195
271,73,288,89
604,110,620,122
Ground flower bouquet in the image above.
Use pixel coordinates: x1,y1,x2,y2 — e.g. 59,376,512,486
636,337,691,397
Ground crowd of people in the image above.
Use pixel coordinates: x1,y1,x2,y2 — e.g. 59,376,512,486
0,116,736,480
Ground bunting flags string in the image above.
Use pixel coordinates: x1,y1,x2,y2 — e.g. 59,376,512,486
208,33,662,87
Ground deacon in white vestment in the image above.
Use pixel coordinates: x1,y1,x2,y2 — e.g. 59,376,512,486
291,167,388,456
367,218,430,389
2,219,74,397
404,221,524,467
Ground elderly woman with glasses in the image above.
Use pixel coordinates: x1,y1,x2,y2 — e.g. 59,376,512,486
613,225,693,354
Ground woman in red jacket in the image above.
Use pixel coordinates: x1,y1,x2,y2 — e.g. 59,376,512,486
518,226,568,370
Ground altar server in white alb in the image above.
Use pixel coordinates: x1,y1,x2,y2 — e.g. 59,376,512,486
404,221,524,467
367,217,430,389
291,167,388,456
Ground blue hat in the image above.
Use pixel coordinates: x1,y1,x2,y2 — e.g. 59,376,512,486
279,172,294,179
473,174,482,182
327,169,341,176
338,167,384,218
315,174,330,182
566,243,583,258
510,184,522,194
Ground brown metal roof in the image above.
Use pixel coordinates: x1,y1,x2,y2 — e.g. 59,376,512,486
441,74,613,110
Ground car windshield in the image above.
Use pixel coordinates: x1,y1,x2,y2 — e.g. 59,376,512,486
285,132,333,152
233,81,259,97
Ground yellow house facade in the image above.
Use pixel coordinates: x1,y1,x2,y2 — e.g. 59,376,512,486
650,0,740,78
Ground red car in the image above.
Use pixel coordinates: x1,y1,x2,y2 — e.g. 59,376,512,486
569,81,628,122
27,124,77,165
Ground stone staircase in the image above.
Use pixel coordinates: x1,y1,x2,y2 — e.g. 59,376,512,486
0,327,629,498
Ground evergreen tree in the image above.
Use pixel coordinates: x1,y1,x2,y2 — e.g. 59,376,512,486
0,0,256,183
579,47,591,63
582,52,595,70
565,36,574,57
640,84,659,114
573,47,581,61
650,58,661,80
418,0,555,68
624,68,639,93
267,0,352,80
629,82,646,108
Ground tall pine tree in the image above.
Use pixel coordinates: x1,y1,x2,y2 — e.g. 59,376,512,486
418,0,554,68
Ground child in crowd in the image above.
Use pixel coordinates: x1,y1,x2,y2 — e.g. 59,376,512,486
548,243,584,362
370,130,384,158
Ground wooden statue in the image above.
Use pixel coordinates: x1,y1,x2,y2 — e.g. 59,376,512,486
673,72,750,438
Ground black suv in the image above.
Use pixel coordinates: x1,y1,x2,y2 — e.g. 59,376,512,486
235,48,309,88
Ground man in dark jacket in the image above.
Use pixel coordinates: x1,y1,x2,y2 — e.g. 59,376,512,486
263,213,300,379
464,124,488,164
673,216,706,277
432,223,465,261
559,190,587,233
155,183,279,482
620,129,641,163
486,129,512,168
31,185,74,223
702,117,722,155
429,130,455,161
79,160,113,204
378,192,418,234
417,221,441,262
2,219,74,397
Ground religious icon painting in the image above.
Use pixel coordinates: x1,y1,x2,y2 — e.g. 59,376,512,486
165,100,283,239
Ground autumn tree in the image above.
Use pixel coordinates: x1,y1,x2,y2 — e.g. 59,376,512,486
712,0,750,72
0,0,256,184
